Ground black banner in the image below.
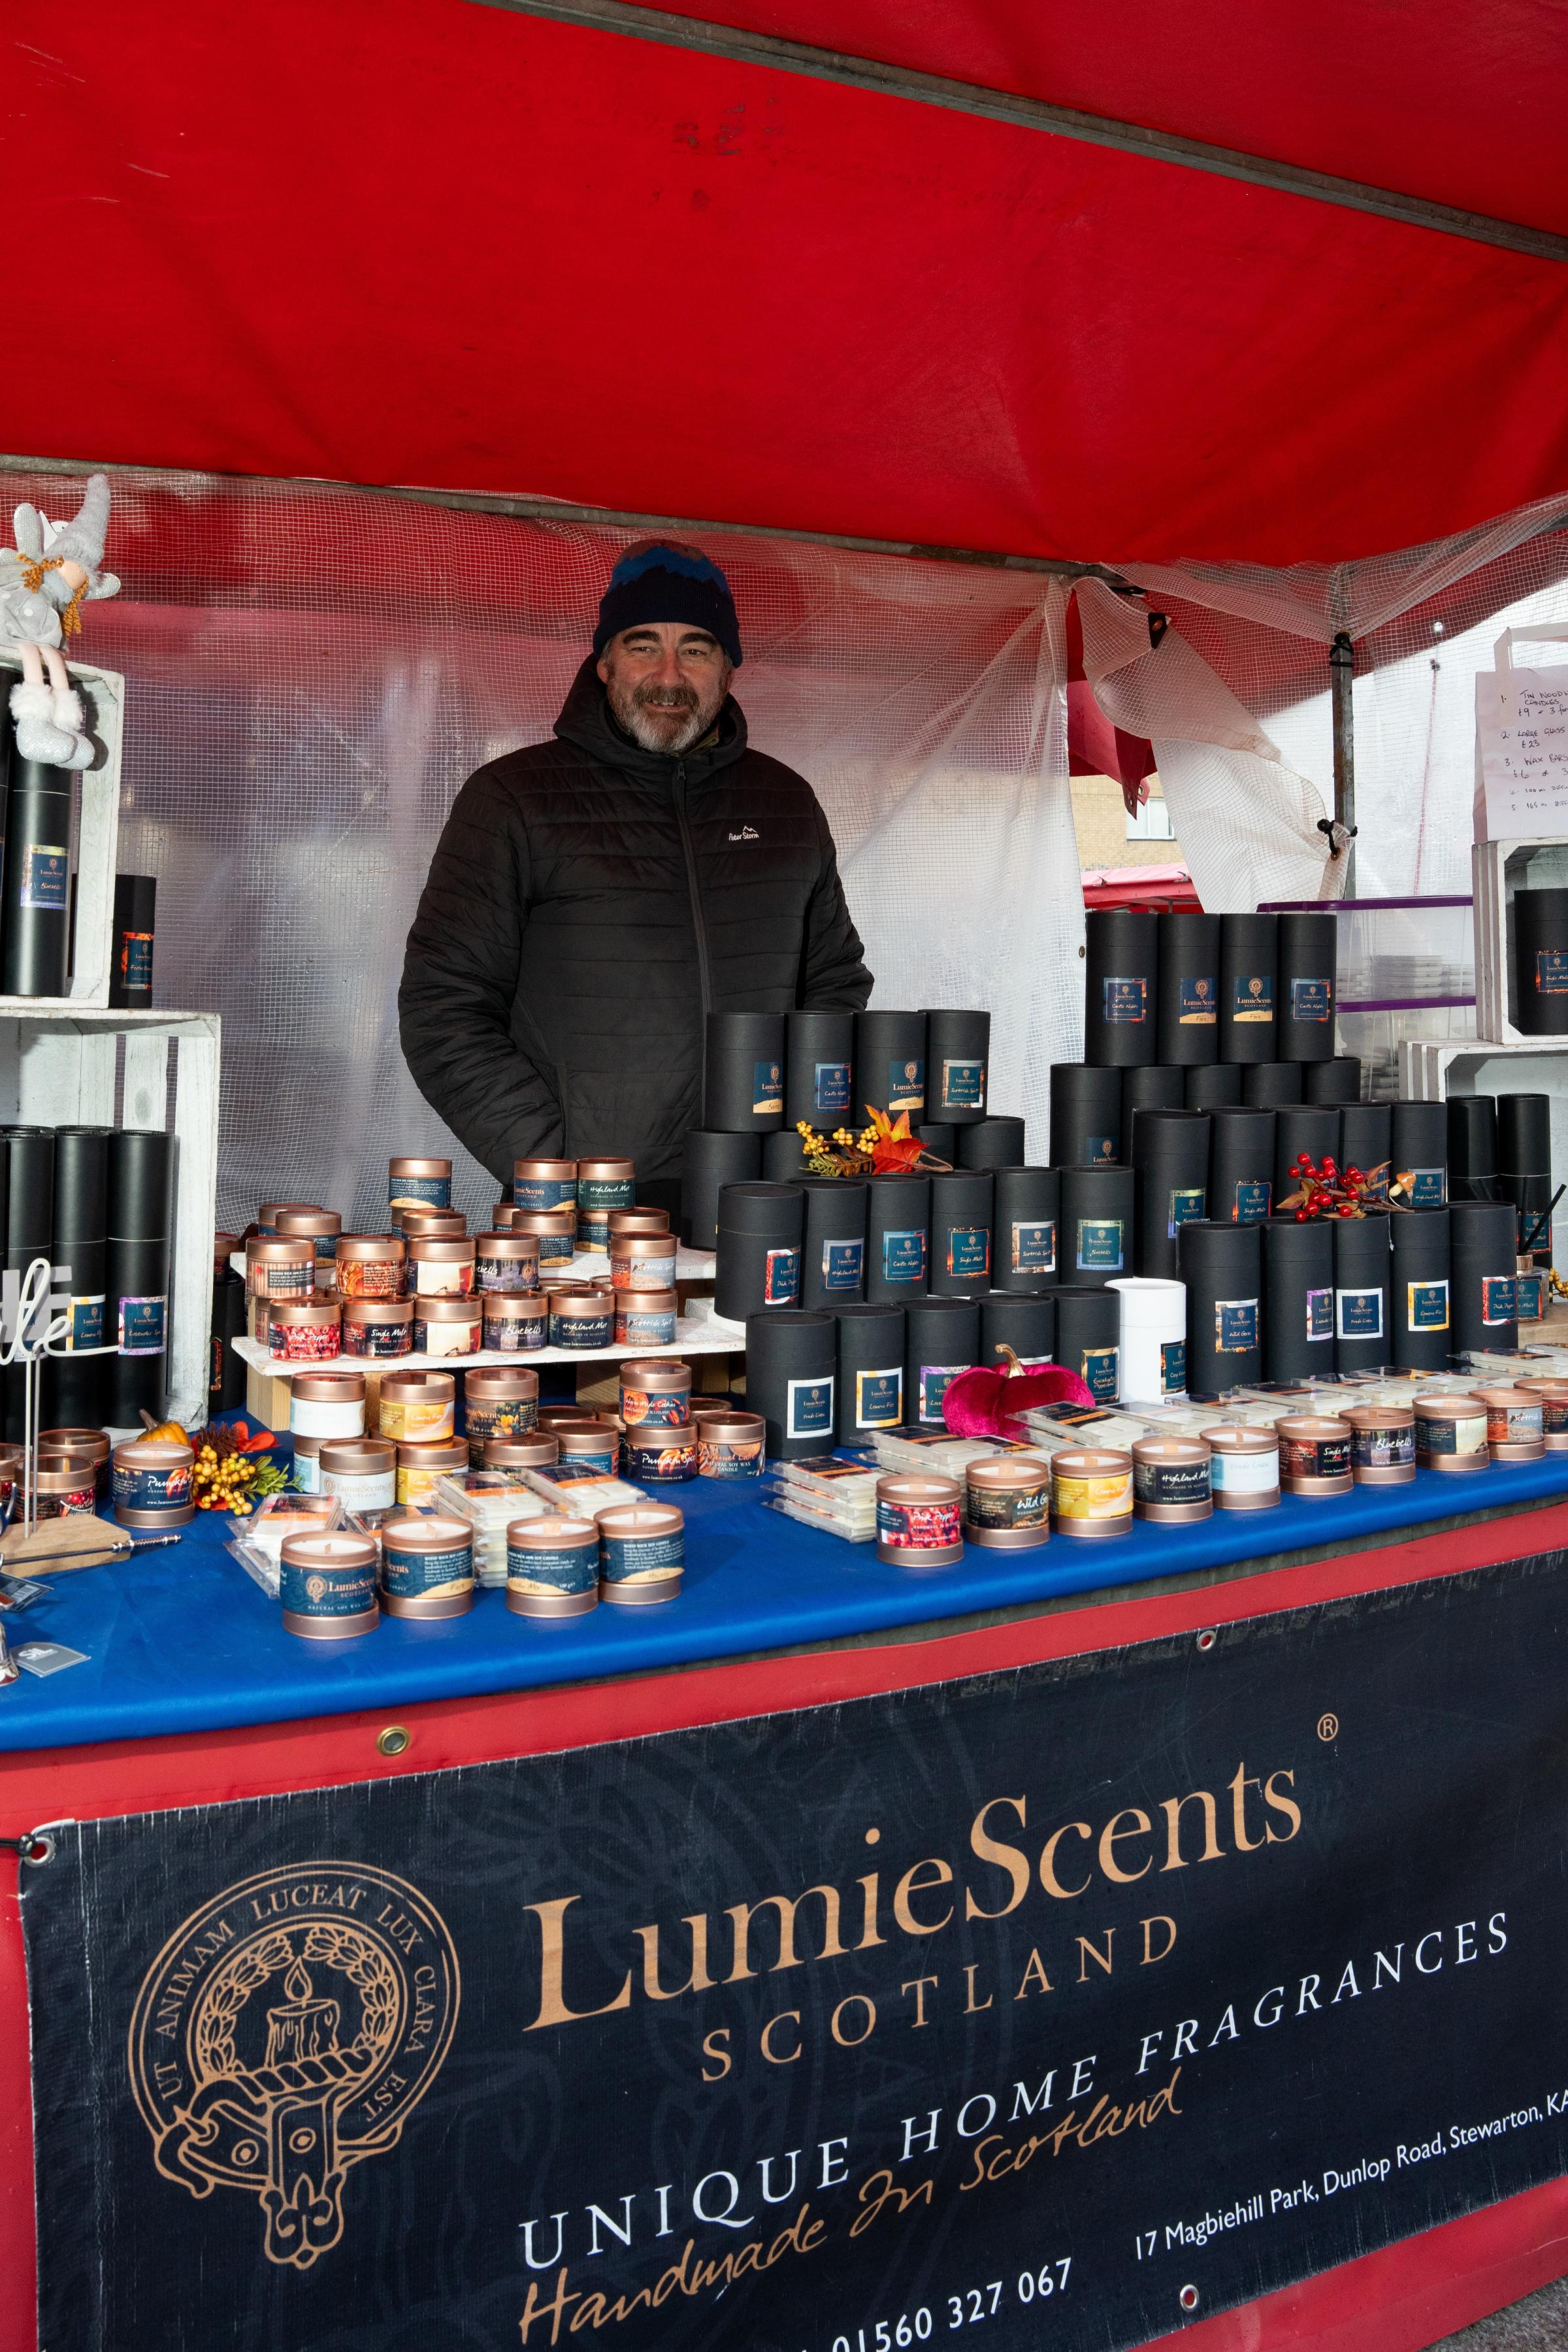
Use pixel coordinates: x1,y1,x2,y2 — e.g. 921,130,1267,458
24,1552,1568,2351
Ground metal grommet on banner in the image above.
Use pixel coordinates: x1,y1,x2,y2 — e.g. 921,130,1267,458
1196,1629,1217,1653
2,1829,54,1865
376,1725,411,1757
1179,2284,1200,2311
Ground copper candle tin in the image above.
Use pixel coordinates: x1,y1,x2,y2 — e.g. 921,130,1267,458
576,1157,636,1250
615,1286,678,1347
0,1441,24,1507
407,1235,477,1296
622,1422,699,1482
510,1207,576,1270
289,1371,366,1439
397,1208,467,1240
875,1473,964,1565
274,1207,342,1264
1413,1394,1491,1471
513,1157,579,1216
292,1433,323,1492
1132,1436,1213,1522
964,1456,1051,1549
696,1409,766,1479
378,1369,456,1443
318,1436,397,1523
506,1515,601,1616
246,1236,315,1299
378,1510,475,1619
596,1500,685,1603
482,1291,549,1352
484,1433,561,1469
610,1230,678,1290
1512,1379,1568,1451
280,1529,382,1639
34,1459,99,1518
464,1364,540,1462
1468,1387,1546,1462
257,1200,319,1235
537,1404,614,1431
1275,1415,1352,1495
395,1436,469,1508
389,1155,451,1212
491,1201,517,1230
606,1206,670,1238
1200,1424,1281,1510
110,1436,196,1527
1343,1404,1416,1485
412,1296,483,1356
268,1298,342,1361
335,1233,406,1299
39,1426,110,1471
619,1359,692,1427
341,1297,414,1357
474,1230,541,1293
1049,1448,1134,1538
556,1422,619,1471
549,1285,615,1350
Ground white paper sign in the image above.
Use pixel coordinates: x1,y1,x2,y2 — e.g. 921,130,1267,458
1476,662,1568,841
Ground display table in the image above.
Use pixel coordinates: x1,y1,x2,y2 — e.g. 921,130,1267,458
5,1469,1568,2351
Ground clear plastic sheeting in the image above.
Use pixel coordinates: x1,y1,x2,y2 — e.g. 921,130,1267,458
1,468,1083,1227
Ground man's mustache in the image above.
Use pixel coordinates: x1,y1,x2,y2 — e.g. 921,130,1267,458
633,683,700,713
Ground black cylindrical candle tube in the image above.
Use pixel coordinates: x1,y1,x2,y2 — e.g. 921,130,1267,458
107,1128,174,1426
1303,1056,1362,1105
1392,1101,1448,1210
980,1289,1055,1367
1053,1286,1121,1403
1263,1217,1335,1383
762,1130,811,1183
905,1295,980,1426
1186,1063,1242,1113
835,1303,907,1441
785,1009,856,1132
1061,1165,1134,1288
992,1167,1060,1291
1131,1109,1209,1279
108,874,157,1010
1242,1062,1302,1109
1450,1201,1518,1356
1512,889,1568,1035
3,1127,55,1441
1447,1098,1498,1200
1084,907,1158,1068
1156,910,1220,1065
1333,1214,1391,1375
713,1183,804,1322
1209,1107,1276,1226
211,1268,250,1412
1274,1105,1341,1205
46,1124,111,1425
958,1117,1025,1169
864,1173,930,1304
1497,1092,1552,1175
929,1169,994,1296
855,1009,928,1122
1275,911,1338,1062
1122,1066,1186,1149
915,1121,956,1166
745,1309,836,1459
924,1009,991,1126
1177,1221,1262,1396
798,1177,868,1309
1392,1209,1452,1373
1340,1103,1392,1199
0,757,71,998
1051,1065,1120,1168
1218,912,1278,1064
702,1012,785,1134
681,1132,760,1249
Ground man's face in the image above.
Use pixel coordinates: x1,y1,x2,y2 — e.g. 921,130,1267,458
597,622,732,755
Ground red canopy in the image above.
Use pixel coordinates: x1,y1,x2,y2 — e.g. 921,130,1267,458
9,0,1567,563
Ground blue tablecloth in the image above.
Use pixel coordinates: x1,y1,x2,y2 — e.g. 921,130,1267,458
3,1458,1567,1756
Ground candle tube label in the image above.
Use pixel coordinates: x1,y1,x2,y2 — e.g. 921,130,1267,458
855,1367,903,1428
579,1177,636,1213
412,1260,475,1296
484,1307,546,1350
1305,1287,1335,1343
67,1294,105,1350
1178,977,1217,1024
612,1249,676,1292
966,1480,1047,1529
820,1239,864,1294
514,1176,577,1213
1481,1275,1517,1326
1485,1400,1543,1443
620,1385,688,1428
343,1318,411,1357
38,1487,96,1519
886,1058,925,1115
1214,1298,1259,1354
1535,950,1568,994
1011,1220,1056,1276
1407,1168,1446,1207
1051,1471,1132,1521
917,1365,964,1424
549,1313,613,1350
1076,1218,1124,1273
379,1397,453,1443
19,844,68,910
1407,1279,1450,1330
1289,977,1333,1022
941,1059,986,1111
119,1296,167,1356
382,1541,473,1602
476,1252,539,1293
624,1434,699,1482
762,1249,800,1305
1416,1411,1487,1457
507,1541,598,1597
1160,1341,1186,1393
412,1316,481,1356
1102,977,1147,1024
120,932,154,989
256,1262,312,1299
1134,1457,1211,1507
1516,1272,1546,1321
876,1497,962,1549
600,1529,684,1584
281,1556,380,1619
698,1436,764,1478
751,1059,784,1116
811,1061,851,1116
616,1307,676,1347
272,1320,338,1362
1232,974,1274,1021
946,1228,990,1280
1085,1134,1118,1166
1167,1188,1205,1239
390,1175,450,1209
1350,1423,1415,1471
786,1375,835,1440
536,1233,574,1268
1335,1287,1384,1341
112,1461,193,1514
336,1258,403,1298
1081,1345,1119,1402
545,1449,618,1479
1280,1432,1351,1481
1230,1181,1271,1223
879,1231,926,1287
1211,1446,1278,1495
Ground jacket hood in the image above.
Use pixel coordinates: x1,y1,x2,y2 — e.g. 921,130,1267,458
553,654,748,786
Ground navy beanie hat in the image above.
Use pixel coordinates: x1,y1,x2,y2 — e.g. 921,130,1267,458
593,543,743,668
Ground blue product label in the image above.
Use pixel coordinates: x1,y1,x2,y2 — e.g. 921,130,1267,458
1178,977,1217,1025
549,1313,612,1350
1215,1298,1259,1354
538,1233,574,1267
382,1541,473,1601
514,1176,576,1213
881,1229,926,1286
1482,1275,1516,1326
1160,1340,1186,1394
941,1058,986,1111
486,1307,546,1350
1076,1218,1124,1273
120,932,154,990
1081,1346,1119,1402
1335,1287,1384,1341
821,1239,865,1294
69,1294,105,1351
618,1310,676,1347
1231,974,1274,1022
506,1541,598,1597
1407,1168,1446,1207
1232,1181,1271,1224
578,1177,635,1212
813,1062,851,1117
1516,1271,1546,1320
753,1059,784,1115
390,1173,450,1207
600,1529,684,1584
886,1057,925,1114
1407,1279,1449,1331
625,1433,699,1481
1102,976,1147,1025
918,1365,965,1423
1012,1219,1056,1277
787,1375,835,1440
1167,1186,1205,1239
946,1226,990,1280
476,1251,539,1292
1306,1286,1335,1343
280,1556,379,1619
763,1247,800,1306
111,1461,192,1513
1536,950,1568,995
19,844,67,912
855,1367,903,1428
118,1296,167,1356
1289,977,1333,1023
1085,1133,1119,1166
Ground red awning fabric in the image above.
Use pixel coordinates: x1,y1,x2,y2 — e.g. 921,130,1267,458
7,0,1568,565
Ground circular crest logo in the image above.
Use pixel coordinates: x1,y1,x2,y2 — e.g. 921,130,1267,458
128,1862,459,2269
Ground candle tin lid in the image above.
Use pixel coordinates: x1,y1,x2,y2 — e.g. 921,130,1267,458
485,1433,561,1467
550,1285,615,1315
491,1202,517,1229
342,1297,414,1322
337,1233,406,1260
1131,1435,1213,1522
578,1157,636,1180
510,1207,576,1236
557,1423,619,1460
248,1236,316,1264
1049,1448,1135,1537
35,1458,101,1494
475,1229,540,1258
1341,1403,1416,1484
381,1367,455,1401
694,1409,764,1442
416,1295,483,1320
514,1156,578,1180
620,1356,692,1390
537,1403,612,1429
466,1365,540,1400
390,1156,451,1177
258,1201,320,1227
290,1371,366,1402
1275,1414,1353,1493
606,1206,671,1236
293,1433,324,1461
318,1438,397,1475
395,1437,469,1469
611,1231,677,1259
398,1209,467,1237
617,1284,678,1312
483,1290,547,1320
275,1208,342,1240
39,1426,110,1463
1468,1386,1547,1459
269,1298,342,1324
407,1234,477,1262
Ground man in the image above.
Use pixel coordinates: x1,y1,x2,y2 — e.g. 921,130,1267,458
399,542,872,1209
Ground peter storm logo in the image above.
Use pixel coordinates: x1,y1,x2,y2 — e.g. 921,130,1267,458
128,1862,459,2269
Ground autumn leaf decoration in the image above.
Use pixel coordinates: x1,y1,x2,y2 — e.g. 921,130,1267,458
794,1105,953,1178
1276,1154,1412,1221
943,1345,1094,1440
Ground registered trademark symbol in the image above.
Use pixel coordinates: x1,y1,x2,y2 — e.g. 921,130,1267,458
1317,1712,1339,1742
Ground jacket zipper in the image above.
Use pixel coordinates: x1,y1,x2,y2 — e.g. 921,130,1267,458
672,762,714,1017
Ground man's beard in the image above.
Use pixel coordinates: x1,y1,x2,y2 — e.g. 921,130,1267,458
608,676,724,755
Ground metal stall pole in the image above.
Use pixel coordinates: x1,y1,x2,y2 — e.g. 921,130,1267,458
1328,629,1358,899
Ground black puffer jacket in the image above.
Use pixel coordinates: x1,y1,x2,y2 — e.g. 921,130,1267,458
399,659,872,1183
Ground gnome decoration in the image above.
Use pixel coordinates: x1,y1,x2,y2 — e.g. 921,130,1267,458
0,474,120,768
